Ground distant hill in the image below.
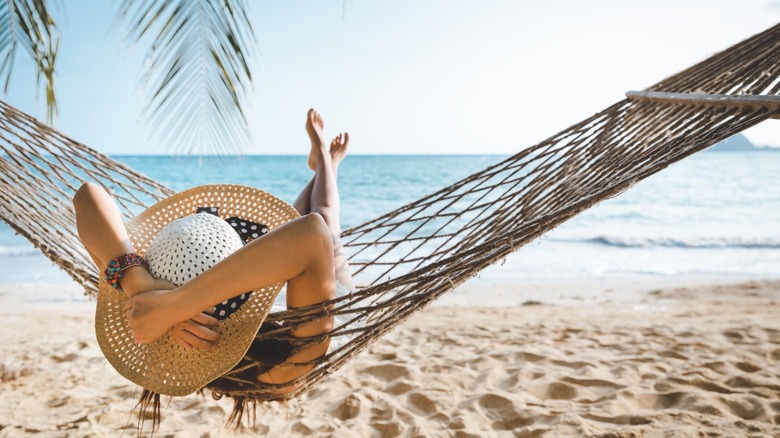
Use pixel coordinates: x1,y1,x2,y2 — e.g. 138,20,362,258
706,133,772,152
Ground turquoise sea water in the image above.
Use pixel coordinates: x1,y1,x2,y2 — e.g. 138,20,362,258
0,152,779,286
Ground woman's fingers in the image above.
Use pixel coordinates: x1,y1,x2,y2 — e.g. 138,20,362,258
171,327,199,350
169,314,221,351
175,338,193,349
171,322,218,350
182,319,220,342
125,299,135,322
191,311,219,329
125,293,219,346
122,289,186,343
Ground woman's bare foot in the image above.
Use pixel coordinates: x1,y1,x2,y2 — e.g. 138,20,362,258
329,132,349,172
306,109,328,171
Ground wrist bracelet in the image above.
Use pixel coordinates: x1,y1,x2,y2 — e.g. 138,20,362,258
104,253,149,292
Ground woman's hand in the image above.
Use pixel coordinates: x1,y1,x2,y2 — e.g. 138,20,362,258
170,308,221,351
125,288,188,343
121,268,222,347
121,265,176,297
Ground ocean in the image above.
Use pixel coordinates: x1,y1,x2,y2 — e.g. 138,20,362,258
1,152,779,294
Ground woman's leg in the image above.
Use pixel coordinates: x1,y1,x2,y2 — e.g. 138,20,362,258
292,131,348,215
253,110,351,385
292,178,314,216
301,110,355,291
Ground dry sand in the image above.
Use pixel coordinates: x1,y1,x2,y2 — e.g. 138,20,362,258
0,279,778,437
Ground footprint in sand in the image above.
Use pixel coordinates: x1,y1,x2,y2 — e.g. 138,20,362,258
515,351,545,363
558,377,626,403
581,413,653,426
719,395,766,420
527,381,579,400
407,392,438,416
293,418,328,435
385,380,414,395
700,360,729,373
364,364,410,382
763,327,780,339
632,391,687,410
722,327,764,345
51,352,79,363
332,394,362,420
733,360,762,373
475,393,533,430
725,376,780,392
668,376,734,394
633,391,729,417
561,377,625,390
688,402,726,416
658,350,688,360
550,358,595,369
370,405,394,421
370,421,403,437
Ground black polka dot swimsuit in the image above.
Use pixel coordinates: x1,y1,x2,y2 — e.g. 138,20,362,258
195,206,269,320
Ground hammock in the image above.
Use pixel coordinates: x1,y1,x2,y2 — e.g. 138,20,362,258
1,24,778,410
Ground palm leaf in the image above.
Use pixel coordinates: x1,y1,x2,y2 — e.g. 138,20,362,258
0,0,60,124
118,0,255,155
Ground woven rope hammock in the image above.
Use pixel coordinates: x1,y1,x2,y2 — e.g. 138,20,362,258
1,24,778,410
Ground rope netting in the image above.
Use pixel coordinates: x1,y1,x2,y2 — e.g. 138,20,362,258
0,103,172,289
0,24,778,405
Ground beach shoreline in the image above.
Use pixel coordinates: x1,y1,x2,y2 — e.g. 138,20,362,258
2,270,774,309
0,278,778,437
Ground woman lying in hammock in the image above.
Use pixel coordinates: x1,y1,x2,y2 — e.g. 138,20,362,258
72,109,354,386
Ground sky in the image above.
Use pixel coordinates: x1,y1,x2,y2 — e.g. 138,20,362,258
4,0,780,155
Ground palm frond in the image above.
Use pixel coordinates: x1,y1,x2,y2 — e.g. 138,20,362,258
0,0,60,124
118,0,255,155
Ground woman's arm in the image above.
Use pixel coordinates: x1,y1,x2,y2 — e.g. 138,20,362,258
73,182,222,350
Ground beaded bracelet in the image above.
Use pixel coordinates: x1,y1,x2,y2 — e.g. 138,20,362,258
104,253,149,292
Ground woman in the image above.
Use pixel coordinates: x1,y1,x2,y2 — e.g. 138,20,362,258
72,109,353,385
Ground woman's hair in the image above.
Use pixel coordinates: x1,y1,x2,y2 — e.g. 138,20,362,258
135,321,294,432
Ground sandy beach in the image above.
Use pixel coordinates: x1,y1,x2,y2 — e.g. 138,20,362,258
1,1,778,436
0,278,778,437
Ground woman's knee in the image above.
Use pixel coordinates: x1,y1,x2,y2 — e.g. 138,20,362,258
300,213,333,249
72,182,106,210
309,207,337,230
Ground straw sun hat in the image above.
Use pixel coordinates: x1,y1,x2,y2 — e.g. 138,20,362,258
95,184,300,396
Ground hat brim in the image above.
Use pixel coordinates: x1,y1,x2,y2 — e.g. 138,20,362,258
95,184,300,396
